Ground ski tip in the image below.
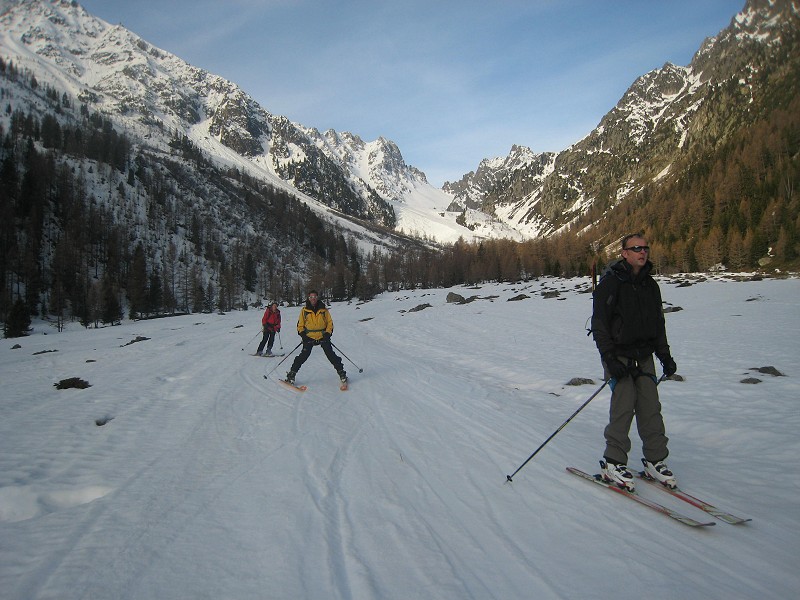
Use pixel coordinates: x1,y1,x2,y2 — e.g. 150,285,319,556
277,379,307,391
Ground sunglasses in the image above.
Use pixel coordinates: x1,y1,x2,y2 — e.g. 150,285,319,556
308,294,318,299
624,245,650,253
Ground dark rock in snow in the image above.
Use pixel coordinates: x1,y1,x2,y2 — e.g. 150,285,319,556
55,377,91,390
408,303,432,312
567,377,595,386
752,366,784,376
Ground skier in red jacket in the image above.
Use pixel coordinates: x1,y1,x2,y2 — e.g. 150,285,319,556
256,302,281,356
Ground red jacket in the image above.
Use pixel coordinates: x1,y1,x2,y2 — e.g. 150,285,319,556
262,307,281,332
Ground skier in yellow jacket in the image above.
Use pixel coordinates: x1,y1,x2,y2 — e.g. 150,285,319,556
285,291,346,385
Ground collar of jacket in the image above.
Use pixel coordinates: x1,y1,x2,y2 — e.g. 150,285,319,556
610,257,653,282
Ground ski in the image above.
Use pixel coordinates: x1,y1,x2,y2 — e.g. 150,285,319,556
263,374,307,391
566,468,715,528
340,381,348,391
278,379,307,392
252,353,285,357
635,472,751,525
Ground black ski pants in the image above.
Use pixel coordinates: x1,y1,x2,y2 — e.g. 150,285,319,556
290,339,344,374
257,329,276,354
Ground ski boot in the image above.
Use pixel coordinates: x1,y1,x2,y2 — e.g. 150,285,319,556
642,458,677,489
601,460,635,492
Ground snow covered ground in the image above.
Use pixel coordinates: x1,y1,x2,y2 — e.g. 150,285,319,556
1,275,799,600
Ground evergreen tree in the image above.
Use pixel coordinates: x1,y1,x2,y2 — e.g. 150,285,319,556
192,281,205,314
101,274,122,325
4,298,31,338
128,243,148,319
244,252,256,293
204,281,215,313
148,269,162,315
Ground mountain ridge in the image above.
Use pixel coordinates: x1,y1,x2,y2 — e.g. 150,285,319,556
2,0,512,244
445,0,798,243
0,0,797,324
4,0,794,247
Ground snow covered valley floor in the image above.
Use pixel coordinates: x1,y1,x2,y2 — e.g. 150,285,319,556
1,276,799,599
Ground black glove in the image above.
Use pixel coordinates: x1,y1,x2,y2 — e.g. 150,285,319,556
322,332,331,341
300,333,311,344
660,356,677,377
603,353,629,380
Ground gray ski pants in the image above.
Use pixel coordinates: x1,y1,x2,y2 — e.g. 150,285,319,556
601,354,669,466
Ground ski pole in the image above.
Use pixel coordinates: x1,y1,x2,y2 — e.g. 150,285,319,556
242,327,263,351
278,331,283,350
506,380,609,483
330,341,364,373
264,341,303,378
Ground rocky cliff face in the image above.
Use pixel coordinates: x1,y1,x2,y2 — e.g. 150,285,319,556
0,0,410,228
445,0,799,237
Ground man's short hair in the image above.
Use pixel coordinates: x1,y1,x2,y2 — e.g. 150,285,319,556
621,233,646,250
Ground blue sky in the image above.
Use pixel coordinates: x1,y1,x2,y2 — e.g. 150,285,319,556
78,0,745,187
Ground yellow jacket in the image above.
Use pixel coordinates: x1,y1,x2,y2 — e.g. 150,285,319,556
296,300,334,341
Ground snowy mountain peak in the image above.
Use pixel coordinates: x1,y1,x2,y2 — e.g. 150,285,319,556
734,0,798,37
1,0,465,238
1,0,262,147
439,0,797,239
2,0,796,248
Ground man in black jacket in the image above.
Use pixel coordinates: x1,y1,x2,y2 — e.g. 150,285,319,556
591,233,678,492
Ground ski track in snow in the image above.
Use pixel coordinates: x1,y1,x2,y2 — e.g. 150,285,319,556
1,277,799,599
